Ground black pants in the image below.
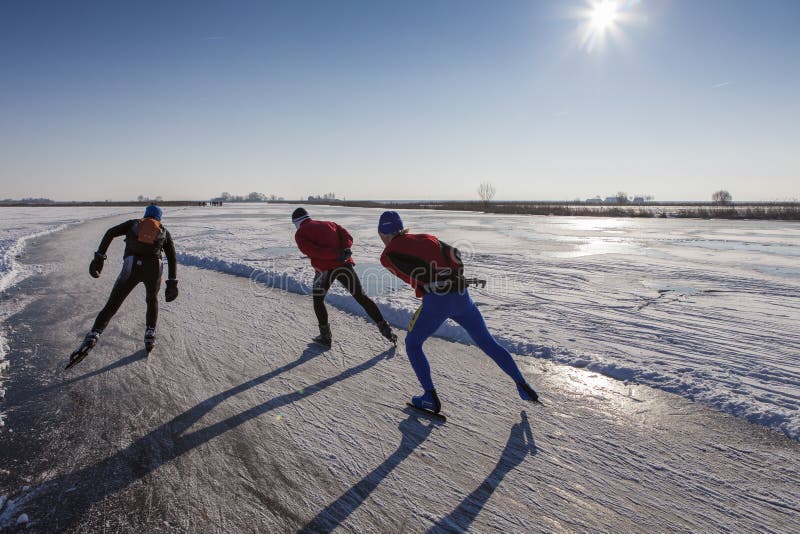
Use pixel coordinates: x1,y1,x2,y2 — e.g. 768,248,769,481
93,256,163,333
313,264,384,326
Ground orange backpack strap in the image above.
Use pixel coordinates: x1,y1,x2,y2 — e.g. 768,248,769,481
137,218,163,245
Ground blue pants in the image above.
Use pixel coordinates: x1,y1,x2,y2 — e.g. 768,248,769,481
405,290,525,391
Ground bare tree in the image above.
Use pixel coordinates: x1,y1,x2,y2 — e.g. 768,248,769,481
616,191,629,204
712,190,732,204
478,182,496,210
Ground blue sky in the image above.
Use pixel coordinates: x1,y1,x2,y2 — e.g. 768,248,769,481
1,0,798,201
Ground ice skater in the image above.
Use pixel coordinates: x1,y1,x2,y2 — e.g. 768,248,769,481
292,207,397,348
66,205,179,368
377,210,538,414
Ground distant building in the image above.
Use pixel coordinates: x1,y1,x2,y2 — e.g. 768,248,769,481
633,196,645,203
604,196,618,204
585,196,603,205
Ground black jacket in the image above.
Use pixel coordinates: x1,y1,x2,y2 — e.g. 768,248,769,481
97,219,177,279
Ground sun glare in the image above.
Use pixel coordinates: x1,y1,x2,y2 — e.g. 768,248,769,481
590,1,619,32
578,0,632,53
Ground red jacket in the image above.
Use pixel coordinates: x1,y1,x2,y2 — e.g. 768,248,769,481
380,233,463,297
295,219,355,272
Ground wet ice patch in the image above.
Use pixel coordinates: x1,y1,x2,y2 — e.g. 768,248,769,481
640,280,708,296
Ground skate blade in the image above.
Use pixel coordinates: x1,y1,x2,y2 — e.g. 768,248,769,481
406,402,447,422
65,349,89,370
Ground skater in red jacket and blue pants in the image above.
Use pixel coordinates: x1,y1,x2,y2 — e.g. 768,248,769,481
292,208,397,347
378,210,538,414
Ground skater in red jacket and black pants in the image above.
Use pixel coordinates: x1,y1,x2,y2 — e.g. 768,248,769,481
292,208,397,348
378,210,538,414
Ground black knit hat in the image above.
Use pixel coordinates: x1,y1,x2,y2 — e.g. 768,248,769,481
291,207,310,225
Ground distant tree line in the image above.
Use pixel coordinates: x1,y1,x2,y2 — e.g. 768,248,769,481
212,192,285,203
305,199,800,221
0,197,55,204
307,193,340,201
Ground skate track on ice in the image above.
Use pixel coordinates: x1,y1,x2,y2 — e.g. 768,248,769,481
0,217,798,532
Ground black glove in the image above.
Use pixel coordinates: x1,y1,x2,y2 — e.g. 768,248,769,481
165,279,179,302
338,248,352,262
89,252,106,278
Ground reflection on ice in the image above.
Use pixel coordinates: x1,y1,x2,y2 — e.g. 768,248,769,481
547,237,644,258
563,367,617,397
557,217,633,233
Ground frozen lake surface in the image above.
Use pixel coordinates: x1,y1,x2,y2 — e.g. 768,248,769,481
2,204,799,439
3,215,798,532
0,207,137,293
0,207,136,406
167,204,800,439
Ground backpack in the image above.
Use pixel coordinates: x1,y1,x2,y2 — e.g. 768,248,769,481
137,218,163,245
126,218,167,257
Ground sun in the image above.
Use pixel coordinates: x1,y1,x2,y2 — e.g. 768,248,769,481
576,0,631,52
590,0,619,32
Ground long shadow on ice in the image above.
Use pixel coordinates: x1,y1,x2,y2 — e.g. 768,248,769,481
45,349,148,394
23,345,395,530
298,412,440,533
4,349,147,404
429,411,536,533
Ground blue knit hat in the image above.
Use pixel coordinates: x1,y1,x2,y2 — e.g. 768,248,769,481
144,205,162,221
378,211,404,234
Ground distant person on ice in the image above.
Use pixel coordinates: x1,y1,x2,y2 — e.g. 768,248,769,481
292,207,397,348
66,205,179,368
377,210,538,414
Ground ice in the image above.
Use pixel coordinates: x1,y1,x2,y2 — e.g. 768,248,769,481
0,207,137,293
1,204,798,439
162,204,800,439
0,206,136,421
1,211,798,531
